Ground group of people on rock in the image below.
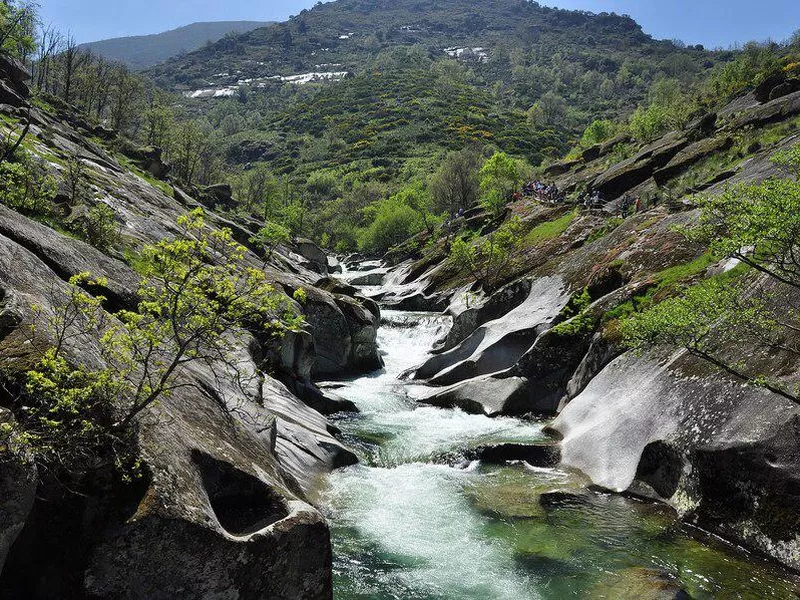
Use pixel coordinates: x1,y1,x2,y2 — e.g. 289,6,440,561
511,178,657,218
578,190,606,209
521,180,564,204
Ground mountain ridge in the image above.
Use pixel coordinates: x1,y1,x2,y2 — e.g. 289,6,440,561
80,20,274,70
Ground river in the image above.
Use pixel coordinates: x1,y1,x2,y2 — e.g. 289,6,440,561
323,310,800,599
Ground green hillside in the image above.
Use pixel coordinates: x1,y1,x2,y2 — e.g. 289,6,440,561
148,0,725,126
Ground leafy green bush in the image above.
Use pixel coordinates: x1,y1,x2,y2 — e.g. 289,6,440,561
358,195,422,255
479,151,521,217
0,155,57,218
704,41,783,102
450,217,524,292
250,221,291,260
629,79,696,142
83,204,120,252
617,147,800,402
580,120,618,148
9,210,303,476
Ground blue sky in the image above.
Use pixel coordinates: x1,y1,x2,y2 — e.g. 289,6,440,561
38,0,800,48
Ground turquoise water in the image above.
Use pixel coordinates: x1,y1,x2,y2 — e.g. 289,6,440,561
324,311,800,599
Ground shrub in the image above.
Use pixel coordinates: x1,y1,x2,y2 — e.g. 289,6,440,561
0,155,57,217
450,216,524,292
629,79,696,142
358,195,422,255
479,151,521,218
250,221,291,260
580,119,617,147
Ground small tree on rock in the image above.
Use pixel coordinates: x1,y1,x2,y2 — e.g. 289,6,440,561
450,216,524,293
479,151,521,219
7,209,302,476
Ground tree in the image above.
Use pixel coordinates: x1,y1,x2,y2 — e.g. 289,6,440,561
528,92,568,127
233,164,281,218
173,120,204,185
430,147,482,216
82,203,120,252
630,78,696,142
32,23,61,91
359,195,422,255
394,182,436,234
0,0,36,60
620,276,797,401
8,209,302,475
620,146,800,403
450,217,524,292
59,34,89,105
684,150,800,290
64,156,89,206
143,102,175,151
0,152,57,216
109,64,142,132
579,119,616,148
479,151,521,218
250,222,290,262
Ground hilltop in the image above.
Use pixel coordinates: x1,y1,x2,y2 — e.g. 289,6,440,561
147,0,723,124
80,21,273,70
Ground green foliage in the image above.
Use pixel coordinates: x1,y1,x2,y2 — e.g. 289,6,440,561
772,144,800,177
430,147,483,215
617,146,800,402
0,154,57,218
359,192,423,255
480,152,521,218
705,41,784,102
684,152,800,288
619,277,769,354
82,204,120,252
629,79,696,142
12,210,302,475
64,156,90,206
250,221,291,260
450,217,524,292
280,199,307,239
551,288,597,338
393,181,437,233
580,119,618,148
0,1,36,59
293,288,308,304
525,210,577,247
603,252,717,324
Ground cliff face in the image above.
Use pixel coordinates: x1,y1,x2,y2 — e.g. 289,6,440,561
0,63,380,598
381,83,800,570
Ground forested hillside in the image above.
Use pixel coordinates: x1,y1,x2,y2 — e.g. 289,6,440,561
133,0,739,253
148,0,718,124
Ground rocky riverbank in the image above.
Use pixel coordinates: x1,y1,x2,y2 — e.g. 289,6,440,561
0,60,379,598
360,84,800,573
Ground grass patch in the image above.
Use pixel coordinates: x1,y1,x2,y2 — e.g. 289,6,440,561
524,209,577,247
652,252,716,290
122,247,150,275
602,251,721,324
